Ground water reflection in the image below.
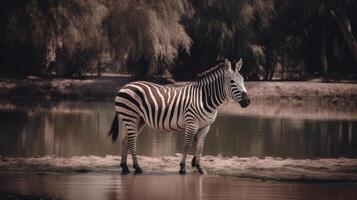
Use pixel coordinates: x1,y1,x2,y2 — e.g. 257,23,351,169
208,116,357,158
1,173,356,200
0,100,356,158
114,174,203,200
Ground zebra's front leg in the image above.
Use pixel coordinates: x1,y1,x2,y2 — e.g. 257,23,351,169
191,134,197,167
194,125,210,174
179,124,198,174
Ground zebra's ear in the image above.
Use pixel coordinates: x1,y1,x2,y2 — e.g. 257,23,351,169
224,59,232,71
235,58,243,72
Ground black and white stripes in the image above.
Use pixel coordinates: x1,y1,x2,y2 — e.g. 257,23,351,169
108,58,250,174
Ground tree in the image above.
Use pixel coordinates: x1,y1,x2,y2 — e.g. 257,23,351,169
295,0,357,78
329,0,357,65
0,0,108,77
1,0,356,80
173,0,276,80
103,0,191,79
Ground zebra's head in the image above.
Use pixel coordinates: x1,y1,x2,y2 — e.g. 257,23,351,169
224,58,251,108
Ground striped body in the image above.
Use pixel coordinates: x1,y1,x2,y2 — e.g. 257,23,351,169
109,59,250,174
115,81,220,132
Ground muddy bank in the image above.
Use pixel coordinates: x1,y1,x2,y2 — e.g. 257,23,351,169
0,77,130,100
0,78,356,105
246,81,357,104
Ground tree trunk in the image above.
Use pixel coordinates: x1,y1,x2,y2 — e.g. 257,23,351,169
330,10,357,64
97,58,101,77
321,26,328,77
282,51,287,80
267,50,277,80
134,57,151,80
269,60,276,80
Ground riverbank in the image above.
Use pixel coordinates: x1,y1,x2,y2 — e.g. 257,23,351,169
0,77,356,105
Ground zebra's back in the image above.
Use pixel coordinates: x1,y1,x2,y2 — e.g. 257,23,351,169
115,81,188,132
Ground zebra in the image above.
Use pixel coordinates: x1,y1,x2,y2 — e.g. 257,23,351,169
108,58,250,174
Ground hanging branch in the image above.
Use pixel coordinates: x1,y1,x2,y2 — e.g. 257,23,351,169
330,9,357,64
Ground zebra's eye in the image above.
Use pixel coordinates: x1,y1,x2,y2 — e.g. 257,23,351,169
230,80,235,84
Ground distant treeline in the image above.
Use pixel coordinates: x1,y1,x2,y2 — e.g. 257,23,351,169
0,0,356,80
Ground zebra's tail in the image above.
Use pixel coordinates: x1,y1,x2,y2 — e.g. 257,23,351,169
108,113,119,142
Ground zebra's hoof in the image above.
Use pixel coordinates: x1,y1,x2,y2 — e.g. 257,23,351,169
133,164,143,174
191,157,196,167
179,162,186,174
121,168,130,175
134,168,143,174
196,165,206,174
179,168,186,174
120,163,130,175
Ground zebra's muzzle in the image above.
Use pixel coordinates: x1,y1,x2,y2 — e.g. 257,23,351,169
239,92,250,108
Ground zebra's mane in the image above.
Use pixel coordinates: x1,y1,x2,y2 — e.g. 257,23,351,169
197,62,225,80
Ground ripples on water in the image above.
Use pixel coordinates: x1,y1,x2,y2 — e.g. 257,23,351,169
1,99,357,200
0,100,356,159
2,154,357,182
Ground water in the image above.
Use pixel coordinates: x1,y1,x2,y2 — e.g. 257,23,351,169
0,100,356,159
1,99,357,199
1,173,357,200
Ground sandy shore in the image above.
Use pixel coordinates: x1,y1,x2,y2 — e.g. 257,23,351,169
0,77,356,105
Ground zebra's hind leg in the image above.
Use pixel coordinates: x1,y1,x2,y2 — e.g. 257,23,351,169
120,136,130,174
179,124,198,174
191,156,196,167
194,125,210,174
126,131,142,174
124,117,145,174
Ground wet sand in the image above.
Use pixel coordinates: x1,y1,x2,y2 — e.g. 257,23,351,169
1,172,357,200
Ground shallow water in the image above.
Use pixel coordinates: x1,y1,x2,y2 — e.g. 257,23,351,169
1,99,357,199
1,173,357,200
0,100,356,159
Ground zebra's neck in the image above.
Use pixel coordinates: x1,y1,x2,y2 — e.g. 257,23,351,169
196,68,227,112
